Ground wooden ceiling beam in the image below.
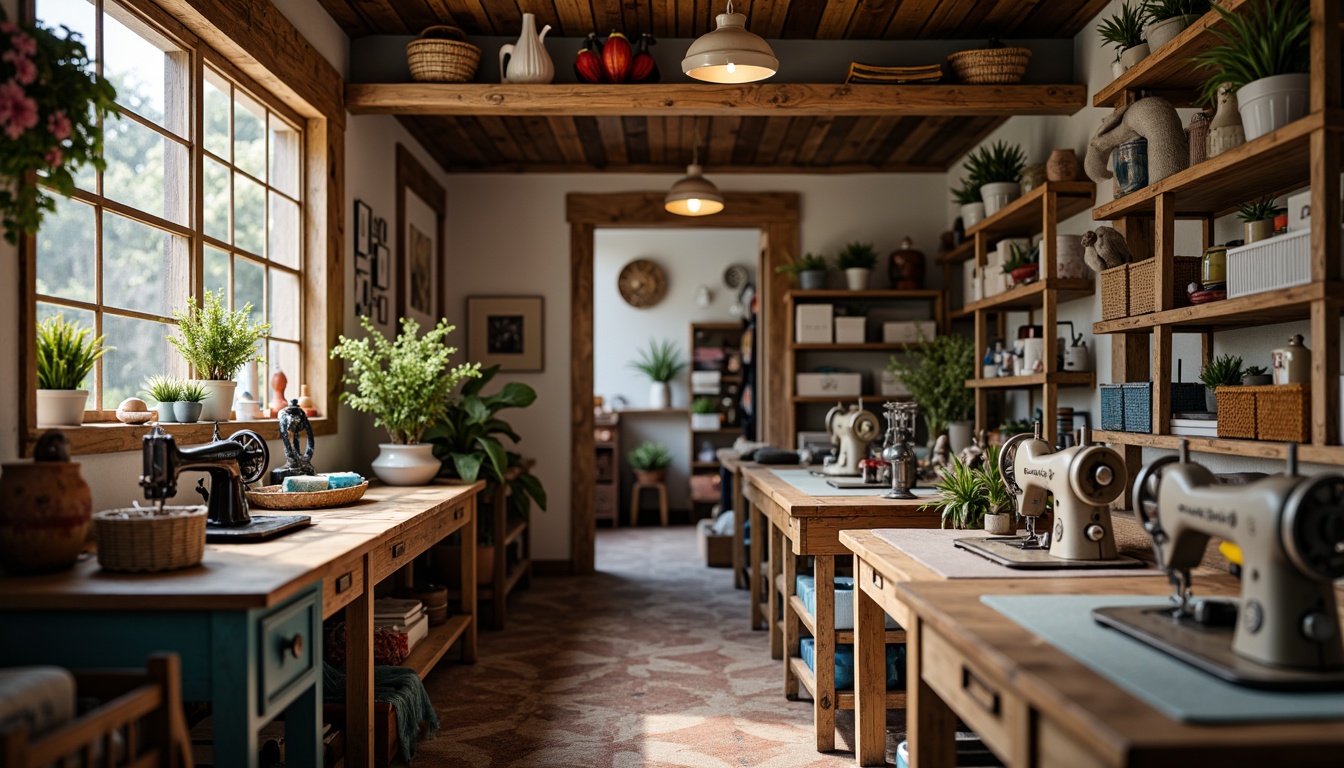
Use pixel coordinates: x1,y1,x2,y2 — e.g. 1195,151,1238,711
346,83,1086,117
426,161,948,174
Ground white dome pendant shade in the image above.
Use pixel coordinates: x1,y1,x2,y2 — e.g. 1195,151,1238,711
664,163,724,217
682,2,778,84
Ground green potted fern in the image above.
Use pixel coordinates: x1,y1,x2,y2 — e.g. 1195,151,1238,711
169,290,269,422
836,242,877,291
629,339,687,409
1143,0,1210,51
966,141,1027,216
690,396,721,431
776,252,830,290
887,334,975,445
1193,0,1310,140
1237,195,1286,243
1200,353,1243,413
1098,1,1149,74
141,375,184,424
36,315,111,426
629,441,673,484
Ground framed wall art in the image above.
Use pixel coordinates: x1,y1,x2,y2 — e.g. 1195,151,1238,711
467,296,544,372
395,144,445,329
354,199,372,256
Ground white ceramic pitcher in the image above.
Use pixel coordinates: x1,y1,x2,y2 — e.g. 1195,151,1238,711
500,13,553,84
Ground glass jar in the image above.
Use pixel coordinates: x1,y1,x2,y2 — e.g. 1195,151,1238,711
1201,245,1227,289
1114,138,1149,196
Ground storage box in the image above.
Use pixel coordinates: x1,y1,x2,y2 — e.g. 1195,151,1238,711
1226,229,1330,298
878,369,910,397
690,473,721,503
697,518,732,567
1100,384,1125,430
800,638,906,691
795,303,834,343
1128,256,1201,315
1256,384,1310,442
1122,382,1152,433
962,259,978,305
1287,178,1344,231
795,575,897,631
1100,263,1128,320
796,372,862,397
1215,386,1258,439
834,316,866,344
882,320,937,344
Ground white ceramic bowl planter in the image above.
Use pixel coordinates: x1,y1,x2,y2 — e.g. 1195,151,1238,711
980,182,1020,217
960,202,986,229
195,380,237,422
36,389,89,427
1238,73,1309,141
1145,15,1197,51
372,443,441,486
1118,42,1149,70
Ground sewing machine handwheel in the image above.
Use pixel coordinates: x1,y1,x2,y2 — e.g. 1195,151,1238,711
1283,475,1344,580
229,430,270,484
1131,455,1179,532
997,432,1033,494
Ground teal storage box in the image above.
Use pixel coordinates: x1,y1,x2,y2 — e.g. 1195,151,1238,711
795,575,898,630
1100,384,1124,430
800,637,905,690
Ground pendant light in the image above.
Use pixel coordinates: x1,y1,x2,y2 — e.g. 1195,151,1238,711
665,122,724,217
682,1,778,84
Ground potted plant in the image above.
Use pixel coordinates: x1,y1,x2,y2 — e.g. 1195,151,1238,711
629,441,672,484
1194,0,1310,141
141,375,183,424
1242,364,1272,386
1237,195,1286,243
0,9,119,244
952,179,985,229
35,315,110,426
966,141,1027,216
1002,242,1039,286
1200,353,1243,413
425,365,546,585
690,397,721,431
169,290,269,422
776,252,830,290
979,446,1017,534
1142,0,1210,51
629,339,686,409
330,316,481,485
886,334,975,446
1098,1,1150,74
836,242,877,291
174,381,207,424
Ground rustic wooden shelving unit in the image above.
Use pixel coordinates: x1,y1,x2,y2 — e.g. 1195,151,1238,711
688,322,746,514
1090,0,1342,469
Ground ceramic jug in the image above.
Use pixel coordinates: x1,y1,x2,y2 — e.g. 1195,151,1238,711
1272,334,1311,385
500,13,553,84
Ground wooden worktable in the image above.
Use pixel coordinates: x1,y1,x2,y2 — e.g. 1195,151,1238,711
716,448,758,595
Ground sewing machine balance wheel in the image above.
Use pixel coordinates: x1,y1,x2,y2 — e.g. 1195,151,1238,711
227,429,271,485
1283,475,1344,581
997,432,1034,495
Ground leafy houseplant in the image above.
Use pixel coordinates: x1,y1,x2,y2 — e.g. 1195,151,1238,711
690,396,721,431
1242,364,1272,386
1192,0,1310,138
142,374,184,424
1001,242,1039,284
173,381,207,424
837,242,877,291
1200,353,1244,413
966,141,1027,215
776,252,830,290
952,178,986,229
887,333,976,443
1237,195,1286,243
169,289,269,422
921,446,1015,532
629,441,672,483
1142,0,1210,50
331,316,480,485
35,314,111,426
1098,1,1148,68
629,338,687,409
0,9,119,244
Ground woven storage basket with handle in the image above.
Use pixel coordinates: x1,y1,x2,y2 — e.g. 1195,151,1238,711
1127,256,1201,316
93,506,206,573
947,47,1030,84
1215,387,1257,439
407,26,480,83
1100,263,1128,320
1256,384,1309,442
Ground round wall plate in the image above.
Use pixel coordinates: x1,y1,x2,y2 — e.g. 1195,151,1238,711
618,259,667,308
723,264,749,290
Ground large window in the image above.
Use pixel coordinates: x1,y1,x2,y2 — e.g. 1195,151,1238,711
33,0,305,414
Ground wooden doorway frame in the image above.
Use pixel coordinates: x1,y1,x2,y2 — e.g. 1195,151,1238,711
566,192,800,574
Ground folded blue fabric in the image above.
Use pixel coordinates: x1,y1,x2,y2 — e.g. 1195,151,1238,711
283,475,329,492
323,472,364,489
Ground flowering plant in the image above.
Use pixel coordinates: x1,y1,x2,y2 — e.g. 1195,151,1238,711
0,9,118,244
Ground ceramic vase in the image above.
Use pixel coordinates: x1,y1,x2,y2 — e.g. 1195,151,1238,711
1242,373,1273,386
635,468,667,485
1208,83,1246,158
1205,387,1219,413
1046,149,1078,182
0,454,91,574
35,390,88,427
1019,164,1047,193
1056,235,1087,279
649,382,670,409
947,421,974,453
1118,43,1149,70
1145,15,1198,51
197,380,236,422
1272,334,1311,384
1238,73,1310,141
156,401,178,423
960,202,986,229
980,182,1019,216
1111,59,1126,79
371,443,441,486
798,270,827,290
500,13,553,84
984,512,1015,536
844,268,871,291
888,237,926,289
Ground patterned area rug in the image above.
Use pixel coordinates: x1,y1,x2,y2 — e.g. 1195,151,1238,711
419,527,894,766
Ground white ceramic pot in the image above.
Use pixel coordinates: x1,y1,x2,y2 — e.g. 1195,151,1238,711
372,443,441,486
1238,73,1310,141
1118,42,1149,70
980,182,1019,216
196,380,237,422
844,268,871,291
960,202,986,229
36,389,88,427
691,413,721,431
1145,16,1197,51
947,420,974,453
1111,59,1126,78
649,382,670,409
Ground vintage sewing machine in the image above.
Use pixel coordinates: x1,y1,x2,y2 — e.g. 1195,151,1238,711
1093,443,1344,689
819,401,881,477
140,425,310,542
956,422,1142,568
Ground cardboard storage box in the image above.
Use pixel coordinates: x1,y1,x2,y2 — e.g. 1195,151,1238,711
697,518,732,568
878,369,910,397
796,372,862,397
795,304,833,343
834,316,866,343
883,320,937,344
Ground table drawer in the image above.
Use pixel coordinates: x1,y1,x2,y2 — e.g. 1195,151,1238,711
257,588,319,715
857,557,911,629
369,503,469,584
323,556,364,617
921,624,1024,761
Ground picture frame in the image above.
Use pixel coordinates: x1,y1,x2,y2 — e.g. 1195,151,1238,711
354,199,371,256
376,294,389,325
354,273,370,317
467,296,544,372
373,243,390,291
395,144,445,329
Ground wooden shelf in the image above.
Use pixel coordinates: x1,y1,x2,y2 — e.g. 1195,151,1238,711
936,239,976,265
786,289,943,301
788,657,908,710
967,372,1095,389
1092,430,1344,466
791,343,919,351
788,595,908,646
347,83,1086,118
792,395,891,404
966,181,1096,238
692,427,740,435
950,278,1095,318
399,614,471,679
478,558,530,601
502,519,527,547
1093,0,1249,109
1092,281,1338,334
613,408,687,415
1092,113,1321,221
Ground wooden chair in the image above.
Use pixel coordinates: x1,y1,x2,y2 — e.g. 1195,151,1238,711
629,480,669,527
0,653,193,768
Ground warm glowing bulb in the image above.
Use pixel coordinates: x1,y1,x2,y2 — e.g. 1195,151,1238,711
687,198,702,213
726,62,736,73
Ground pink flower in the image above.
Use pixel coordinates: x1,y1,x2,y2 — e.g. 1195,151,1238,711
0,80,38,141
11,33,36,58
0,79,21,125
44,146,62,168
4,51,36,85
0,23,16,35
47,110,70,141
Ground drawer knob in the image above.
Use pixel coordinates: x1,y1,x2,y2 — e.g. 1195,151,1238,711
289,633,304,659
391,542,406,558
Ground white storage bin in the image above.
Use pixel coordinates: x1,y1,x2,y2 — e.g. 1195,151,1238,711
883,320,937,344
795,304,833,344
877,369,910,397
834,316,866,344
796,372,862,397
961,259,977,305
1226,228,1340,298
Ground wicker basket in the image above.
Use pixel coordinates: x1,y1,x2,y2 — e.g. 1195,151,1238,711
1100,384,1125,430
1170,382,1207,413
246,481,369,510
1122,382,1152,433
1216,387,1258,439
407,26,480,83
1100,264,1128,320
1127,256,1202,316
93,506,206,573
947,46,1031,84
1257,384,1310,442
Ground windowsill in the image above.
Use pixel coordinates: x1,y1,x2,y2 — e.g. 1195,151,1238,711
25,416,337,457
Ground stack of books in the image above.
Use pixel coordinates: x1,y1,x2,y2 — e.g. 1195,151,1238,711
844,62,943,84
374,597,429,653
1171,412,1218,437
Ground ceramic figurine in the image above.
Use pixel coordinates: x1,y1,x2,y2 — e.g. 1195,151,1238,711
269,368,288,417
1085,97,1188,187
297,384,318,416
1046,148,1078,182
0,432,91,574
1272,334,1311,385
116,397,155,425
271,399,317,485
500,13,553,84
1208,83,1245,158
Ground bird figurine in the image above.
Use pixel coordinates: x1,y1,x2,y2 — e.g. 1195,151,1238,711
1081,227,1133,273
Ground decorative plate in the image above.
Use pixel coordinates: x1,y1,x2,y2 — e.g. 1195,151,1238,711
1188,289,1227,305
618,259,667,308
246,481,369,510
723,264,750,290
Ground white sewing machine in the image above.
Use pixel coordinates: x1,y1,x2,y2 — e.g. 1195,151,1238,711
820,401,880,477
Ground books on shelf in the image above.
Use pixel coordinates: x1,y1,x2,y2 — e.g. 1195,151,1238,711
373,597,423,623
844,62,942,84
1171,417,1218,437
377,613,429,653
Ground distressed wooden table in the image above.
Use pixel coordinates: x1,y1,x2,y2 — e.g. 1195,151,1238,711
716,448,758,598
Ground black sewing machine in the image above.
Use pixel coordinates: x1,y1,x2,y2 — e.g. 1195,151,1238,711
140,425,310,542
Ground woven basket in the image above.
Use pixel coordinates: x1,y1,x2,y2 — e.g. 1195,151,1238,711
407,26,480,83
1122,382,1152,433
1100,384,1125,430
1100,264,1128,320
1127,257,1202,316
1170,382,1207,414
93,506,206,573
947,47,1031,84
246,481,369,510
1216,387,1257,439
1257,384,1310,442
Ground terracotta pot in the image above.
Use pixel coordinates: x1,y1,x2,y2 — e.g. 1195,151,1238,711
887,237,925,289
635,468,667,485
0,458,92,574
1046,149,1078,182
1010,264,1039,285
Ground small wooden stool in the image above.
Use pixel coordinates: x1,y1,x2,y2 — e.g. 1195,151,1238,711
629,481,669,527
